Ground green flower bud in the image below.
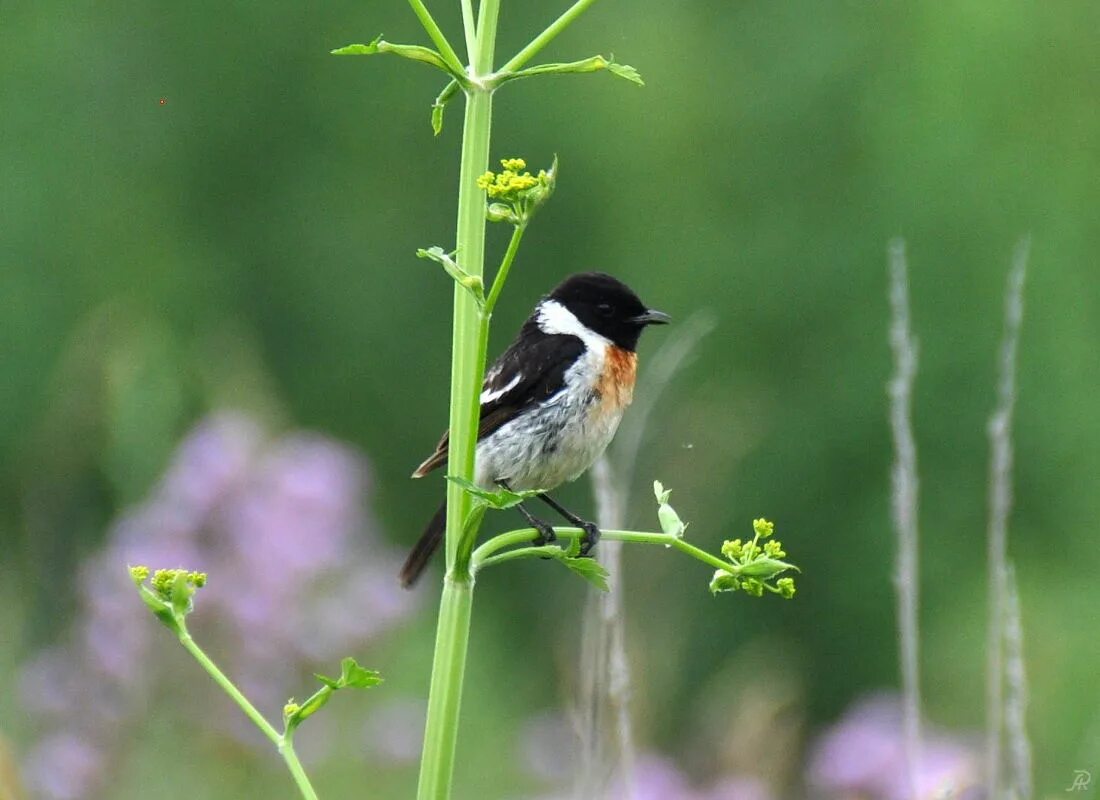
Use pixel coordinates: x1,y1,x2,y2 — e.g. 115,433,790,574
741,578,765,597
709,570,741,595
776,577,796,599
486,203,518,224
721,539,743,560
763,540,786,558
753,518,775,538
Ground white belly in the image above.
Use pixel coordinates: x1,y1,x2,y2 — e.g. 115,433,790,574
474,347,627,491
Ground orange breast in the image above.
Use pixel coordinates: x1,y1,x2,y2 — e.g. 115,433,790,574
598,345,638,412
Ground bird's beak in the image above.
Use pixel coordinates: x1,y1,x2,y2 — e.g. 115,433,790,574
629,308,672,326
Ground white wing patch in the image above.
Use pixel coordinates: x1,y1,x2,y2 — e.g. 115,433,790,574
536,300,611,349
480,373,521,405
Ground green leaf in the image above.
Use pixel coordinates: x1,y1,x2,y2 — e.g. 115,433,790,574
296,686,333,721
169,571,195,618
554,551,610,592
431,79,460,136
136,582,179,630
494,55,645,88
737,557,799,579
446,475,541,509
606,60,645,86
709,570,740,595
339,656,383,689
653,480,687,538
293,658,381,727
417,247,485,307
332,35,463,80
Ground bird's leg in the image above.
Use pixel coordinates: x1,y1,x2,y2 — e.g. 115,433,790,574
537,492,601,556
497,481,557,546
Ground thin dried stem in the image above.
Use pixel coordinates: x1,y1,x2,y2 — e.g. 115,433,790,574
574,312,715,800
1004,562,1033,800
985,237,1029,798
887,238,923,800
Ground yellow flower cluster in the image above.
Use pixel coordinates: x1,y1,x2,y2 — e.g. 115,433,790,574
476,157,553,205
147,567,207,599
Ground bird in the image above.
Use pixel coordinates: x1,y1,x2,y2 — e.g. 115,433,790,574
399,271,670,588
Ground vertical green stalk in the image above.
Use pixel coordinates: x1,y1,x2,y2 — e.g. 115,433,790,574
444,83,493,573
419,3,500,798
415,578,474,799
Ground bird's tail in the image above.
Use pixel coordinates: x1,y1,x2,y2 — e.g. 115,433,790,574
399,501,446,588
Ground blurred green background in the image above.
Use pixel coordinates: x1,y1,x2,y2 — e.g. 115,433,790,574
2,0,1098,797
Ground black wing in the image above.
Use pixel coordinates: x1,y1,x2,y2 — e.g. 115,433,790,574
411,331,584,477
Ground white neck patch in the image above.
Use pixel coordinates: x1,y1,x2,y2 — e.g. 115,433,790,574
536,300,610,347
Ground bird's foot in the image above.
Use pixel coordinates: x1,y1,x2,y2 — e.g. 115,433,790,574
532,516,558,547
577,520,601,557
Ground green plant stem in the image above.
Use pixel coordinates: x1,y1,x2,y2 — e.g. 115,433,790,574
406,0,467,76
177,626,320,800
416,578,475,800
485,223,526,315
445,97,493,574
499,0,602,73
418,4,502,799
177,628,281,745
474,0,501,73
279,734,321,800
460,0,477,62
471,527,735,574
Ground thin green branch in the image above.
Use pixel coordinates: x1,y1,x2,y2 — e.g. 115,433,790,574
178,625,321,800
279,736,321,800
499,0,602,73
471,527,735,575
474,0,501,74
406,0,468,76
476,544,558,570
177,628,281,745
485,224,526,315
460,0,477,63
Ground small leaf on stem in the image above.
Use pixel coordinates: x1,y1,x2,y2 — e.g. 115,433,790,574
494,55,644,87
417,247,485,307
549,549,610,592
340,656,384,688
447,475,541,509
331,35,463,80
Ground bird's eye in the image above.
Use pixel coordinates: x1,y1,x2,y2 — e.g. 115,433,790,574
596,302,614,317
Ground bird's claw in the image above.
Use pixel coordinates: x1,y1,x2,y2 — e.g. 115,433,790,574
578,521,601,557
533,518,557,547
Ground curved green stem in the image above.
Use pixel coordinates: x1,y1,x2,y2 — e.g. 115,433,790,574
470,527,735,575
499,0,602,73
485,223,526,315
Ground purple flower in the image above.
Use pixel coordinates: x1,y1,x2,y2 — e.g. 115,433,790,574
23,734,104,800
19,412,417,799
806,693,980,800
516,711,776,800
